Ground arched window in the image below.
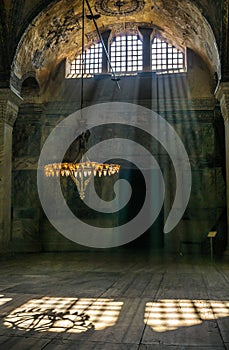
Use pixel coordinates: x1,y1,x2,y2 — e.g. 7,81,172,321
110,35,143,74
152,37,185,73
67,42,102,78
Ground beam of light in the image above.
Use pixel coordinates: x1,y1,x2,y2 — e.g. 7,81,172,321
157,61,221,249
3,296,123,333
0,294,12,306
144,299,229,332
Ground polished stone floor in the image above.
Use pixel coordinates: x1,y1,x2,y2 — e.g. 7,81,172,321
0,251,228,349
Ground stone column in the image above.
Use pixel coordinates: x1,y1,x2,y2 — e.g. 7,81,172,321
139,28,153,72
101,30,111,74
215,82,229,253
0,88,21,254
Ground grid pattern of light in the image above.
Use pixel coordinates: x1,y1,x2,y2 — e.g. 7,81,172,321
110,35,143,74
3,296,229,334
152,37,185,73
4,297,123,333
145,299,229,333
68,43,103,78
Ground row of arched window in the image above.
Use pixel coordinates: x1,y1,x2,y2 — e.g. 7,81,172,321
66,31,185,78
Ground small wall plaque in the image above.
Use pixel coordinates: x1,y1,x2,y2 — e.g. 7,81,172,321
208,231,217,238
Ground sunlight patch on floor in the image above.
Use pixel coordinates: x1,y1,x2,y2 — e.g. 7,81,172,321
145,299,229,332
3,296,123,333
0,294,12,306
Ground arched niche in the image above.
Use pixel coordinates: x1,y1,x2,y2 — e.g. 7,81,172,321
21,75,40,101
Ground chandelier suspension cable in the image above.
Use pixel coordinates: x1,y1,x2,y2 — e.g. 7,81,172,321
78,0,88,149
44,0,120,200
85,0,120,88
68,0,87,164
81,0,85,112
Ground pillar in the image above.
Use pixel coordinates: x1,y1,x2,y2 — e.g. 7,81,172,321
101,30,111,74
0,88,21,254
215,82,229,253
139,28,153,72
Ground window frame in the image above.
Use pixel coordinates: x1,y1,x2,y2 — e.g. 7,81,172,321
151,36,185,73
109,34,143,75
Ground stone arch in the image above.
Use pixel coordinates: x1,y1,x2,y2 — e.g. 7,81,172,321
10,0,221,90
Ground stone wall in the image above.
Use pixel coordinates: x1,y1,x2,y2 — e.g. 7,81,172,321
11,53,227,254
12,104,43,252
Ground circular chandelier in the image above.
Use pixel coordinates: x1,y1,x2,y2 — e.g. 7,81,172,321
44,0,120,200
44,159,120,200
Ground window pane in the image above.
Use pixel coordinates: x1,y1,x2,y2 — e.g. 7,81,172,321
110,34,143,74
68,42,102,77
67,32,186,78
151,37,185,73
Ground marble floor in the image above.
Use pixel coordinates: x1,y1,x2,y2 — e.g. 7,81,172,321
0,251,228,349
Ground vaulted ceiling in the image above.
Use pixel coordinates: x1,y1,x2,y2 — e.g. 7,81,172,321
0,0,227,87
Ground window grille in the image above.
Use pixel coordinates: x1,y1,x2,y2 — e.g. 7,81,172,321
110,35,143,74
152,37,185,73
67,42,103,78
66,32,186,78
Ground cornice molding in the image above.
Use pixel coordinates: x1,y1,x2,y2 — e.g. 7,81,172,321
0,100,18,126
215,82,229,121
0,87,22,105
0,88,23,126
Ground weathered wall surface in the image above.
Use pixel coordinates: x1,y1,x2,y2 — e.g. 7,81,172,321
12,52,226,254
